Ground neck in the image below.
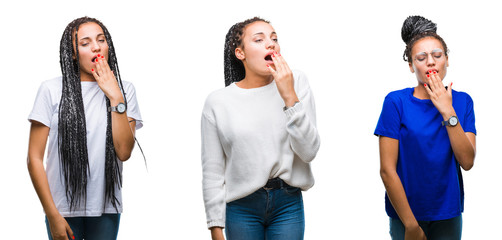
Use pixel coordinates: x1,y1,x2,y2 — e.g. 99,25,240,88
236,70,273,89
80,71,96,82
413,83,430,100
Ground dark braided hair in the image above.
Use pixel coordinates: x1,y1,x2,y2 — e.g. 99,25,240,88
402,16,449,62
224,17,269,86
58,16,126,212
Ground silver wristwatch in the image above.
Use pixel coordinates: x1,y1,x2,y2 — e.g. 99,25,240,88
108,102,126,114
442,116,458,127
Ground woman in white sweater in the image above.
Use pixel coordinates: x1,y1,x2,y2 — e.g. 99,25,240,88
201,17,320,240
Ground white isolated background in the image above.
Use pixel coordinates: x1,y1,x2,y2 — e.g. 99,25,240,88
0,0,500,239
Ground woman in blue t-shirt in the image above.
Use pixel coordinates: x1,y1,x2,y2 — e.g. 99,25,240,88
375,16,476,240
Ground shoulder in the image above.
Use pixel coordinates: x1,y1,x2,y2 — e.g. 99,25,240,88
204,85,235,106
40,76,63,91
292,69,310,89
384,88,412,103
452,89,473,101
119,80,136,93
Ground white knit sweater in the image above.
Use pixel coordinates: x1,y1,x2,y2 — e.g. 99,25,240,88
201,70,320,228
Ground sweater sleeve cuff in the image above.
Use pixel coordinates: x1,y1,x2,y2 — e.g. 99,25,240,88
284,101,304,118
207,219,225,229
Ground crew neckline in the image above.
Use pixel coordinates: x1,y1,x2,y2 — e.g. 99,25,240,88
230,80,276,94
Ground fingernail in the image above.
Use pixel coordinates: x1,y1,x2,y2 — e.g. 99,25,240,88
97,54,100,57
91,69,94,71
451,82,453,86
427,74,429,78
96,58,98,62
266,64,270,67
72,236,75,240
424,83,427,87
428,70,432,73
101,56,104,58
433,71,437,74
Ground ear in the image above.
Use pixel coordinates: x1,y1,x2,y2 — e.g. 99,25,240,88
235,47,245,60
408,61,415,73
446,55,449,67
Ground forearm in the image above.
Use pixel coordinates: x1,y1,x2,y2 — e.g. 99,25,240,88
285,103,320,163
210,227,225,240
110,96,135,161
27,157,60,218
380,170,419,228
442,110,476,170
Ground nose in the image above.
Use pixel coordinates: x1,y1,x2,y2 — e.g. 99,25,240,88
91,41,101,52
426,53,436,67
266,38,276,50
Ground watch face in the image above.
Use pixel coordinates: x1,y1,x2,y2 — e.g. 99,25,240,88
449,117,458,126
117,103,126,113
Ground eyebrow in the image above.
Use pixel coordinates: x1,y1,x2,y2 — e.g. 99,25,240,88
252,32,277,36
416,48,443,55
79,33,105,41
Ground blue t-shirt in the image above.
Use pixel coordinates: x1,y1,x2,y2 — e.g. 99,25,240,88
374,87,476,221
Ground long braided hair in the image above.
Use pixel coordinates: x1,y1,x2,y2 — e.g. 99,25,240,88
224,17,269,87
58,16,126,212
401,15,449,62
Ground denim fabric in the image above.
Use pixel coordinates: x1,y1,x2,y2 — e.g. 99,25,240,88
45,214,120,240
390,215,462,240
225,185,305,240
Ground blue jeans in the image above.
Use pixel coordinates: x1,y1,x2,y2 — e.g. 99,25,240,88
45,214,120,240
390,215,462,240
225,183,305,240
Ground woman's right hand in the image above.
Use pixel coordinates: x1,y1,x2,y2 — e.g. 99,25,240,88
210,227,225,240
405,225,426,240
47,214,74,240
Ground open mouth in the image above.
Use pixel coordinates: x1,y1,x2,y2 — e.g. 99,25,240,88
264,54,273,61
426,69,438,75
92,56,98,63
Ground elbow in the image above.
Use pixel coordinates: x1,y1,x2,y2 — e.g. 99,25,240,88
117,152,131,161
116,148,132,161
461,160,474,171
380,168,395,185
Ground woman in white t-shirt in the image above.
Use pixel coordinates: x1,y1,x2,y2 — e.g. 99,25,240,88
27,16,142,240
201,17,320,240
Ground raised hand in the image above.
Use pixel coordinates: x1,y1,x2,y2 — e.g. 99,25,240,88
91,54,123,103
424,70,454,118
266,51,299,107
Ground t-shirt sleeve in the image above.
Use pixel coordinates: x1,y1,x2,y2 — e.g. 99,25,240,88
124,82,143,130
374,94,401,139
462,94,476,135
28,82,53,127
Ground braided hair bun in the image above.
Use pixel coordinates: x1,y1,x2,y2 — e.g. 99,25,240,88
401,16,447,62
401,16,437,44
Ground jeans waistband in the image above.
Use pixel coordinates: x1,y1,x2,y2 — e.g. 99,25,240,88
263,178,290,190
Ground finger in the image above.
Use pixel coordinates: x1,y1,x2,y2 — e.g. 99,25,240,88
448,82,453,95
426,72,438,92
65,220,74,240
271,51,284,73
91,67,100,81
424,82,434,97
266,64,277,77
275,52,292,73
432,71,444,91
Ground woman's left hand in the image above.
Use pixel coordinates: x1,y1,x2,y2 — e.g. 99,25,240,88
91,55,123,102
424,70,454,118
267,51,299,107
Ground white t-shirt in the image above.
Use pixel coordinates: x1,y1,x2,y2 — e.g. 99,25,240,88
201,70,320,228
28,77,143,217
